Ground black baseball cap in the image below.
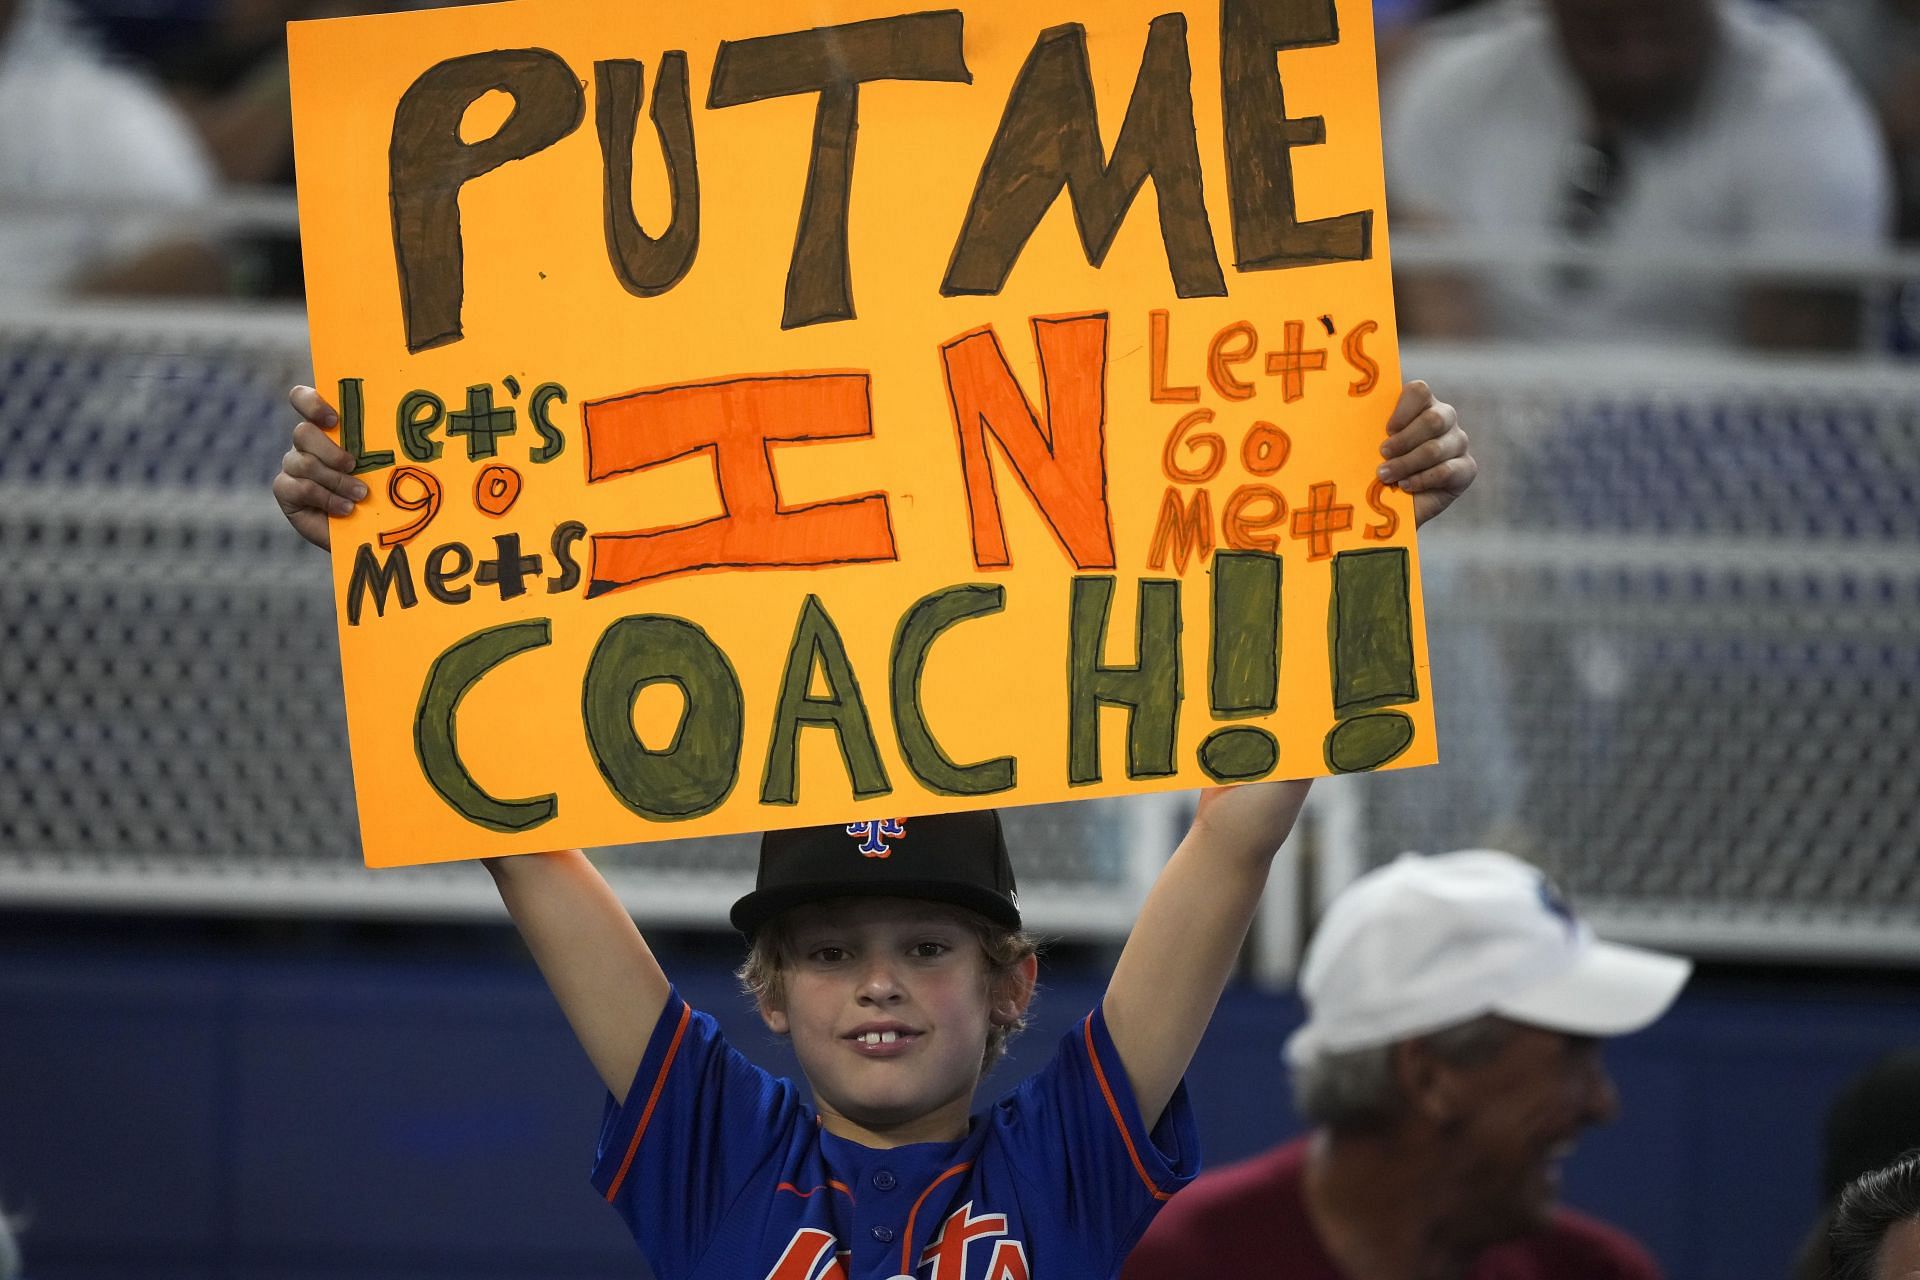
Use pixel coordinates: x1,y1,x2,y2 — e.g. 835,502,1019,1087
729,810,1021,939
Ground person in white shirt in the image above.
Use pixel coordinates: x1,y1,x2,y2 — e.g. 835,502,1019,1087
1385,0,1894,348
0,0,222,295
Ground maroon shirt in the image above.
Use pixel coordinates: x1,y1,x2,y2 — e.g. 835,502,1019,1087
1121,1137,1663,1280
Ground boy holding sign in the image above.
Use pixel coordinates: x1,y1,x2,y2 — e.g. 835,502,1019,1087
273,380,1474,1279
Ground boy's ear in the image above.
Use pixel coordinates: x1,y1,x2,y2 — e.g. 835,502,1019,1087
991,953,1039,1026
759,997,791,1037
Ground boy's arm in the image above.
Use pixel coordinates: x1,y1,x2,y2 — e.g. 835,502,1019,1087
1102,379,1474,1128
270,389,670,1102
485,852,671,1104
1101,781,1308,1129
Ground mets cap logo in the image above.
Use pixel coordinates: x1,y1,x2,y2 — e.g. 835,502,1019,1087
1536,874,1578,936
846,818,905,858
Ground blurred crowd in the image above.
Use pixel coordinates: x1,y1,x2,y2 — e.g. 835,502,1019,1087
1382,0,1914,351
0,0,1914,351
0,0,352,299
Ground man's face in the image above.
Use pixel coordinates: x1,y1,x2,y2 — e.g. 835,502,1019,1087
1879,1217,1920,1280
1437,1024,1620,1238
762,897,1006,1146
1546,0,1719,130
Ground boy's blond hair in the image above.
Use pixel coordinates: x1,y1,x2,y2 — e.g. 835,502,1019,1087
736,905,1039,1071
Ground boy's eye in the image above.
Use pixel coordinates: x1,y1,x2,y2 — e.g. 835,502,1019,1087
811,946,848,963
911,941,950,959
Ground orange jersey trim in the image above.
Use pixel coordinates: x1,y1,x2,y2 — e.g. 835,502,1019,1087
604,1001,693,1202
901,1161,975,1273
777,1180,856,1205
1084,1016,1172,1202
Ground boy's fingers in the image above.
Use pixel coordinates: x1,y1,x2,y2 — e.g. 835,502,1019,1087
1378,427,1469,484
289,509,333,551
1383,379,1436,434
270,473,338,550
289,384,340,429
290,420,363,482
282,442,368,501
1401,453,1477,494
275,472,356,517
1379,405,1459,458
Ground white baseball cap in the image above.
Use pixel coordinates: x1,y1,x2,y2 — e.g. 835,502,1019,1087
1284,850,1692,1066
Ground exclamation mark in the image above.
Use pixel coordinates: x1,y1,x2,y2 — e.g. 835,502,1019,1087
1324,547,1418,772
1198,550,1282,782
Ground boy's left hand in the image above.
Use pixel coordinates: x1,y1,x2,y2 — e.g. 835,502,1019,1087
1379,380,1475,527
1190,777,1311,863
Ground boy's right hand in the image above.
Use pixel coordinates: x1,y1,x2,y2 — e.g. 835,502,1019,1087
271,385,367,551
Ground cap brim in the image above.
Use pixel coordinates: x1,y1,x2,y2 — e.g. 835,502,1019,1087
729,879,1022,938
1493,939,1692,1038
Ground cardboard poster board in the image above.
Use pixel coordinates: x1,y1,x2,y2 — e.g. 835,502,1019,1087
287,0,1435,867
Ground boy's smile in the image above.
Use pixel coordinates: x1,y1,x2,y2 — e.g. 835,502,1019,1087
846,1020,919,1054
763,896,1020,1147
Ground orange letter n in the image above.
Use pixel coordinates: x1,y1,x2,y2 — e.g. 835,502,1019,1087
939,313,1115,570
581,372,896,597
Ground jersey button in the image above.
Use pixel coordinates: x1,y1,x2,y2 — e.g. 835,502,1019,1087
871,1225,896,1243
872,1170,897,1191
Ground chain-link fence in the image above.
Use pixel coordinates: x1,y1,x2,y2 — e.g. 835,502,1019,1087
0,301,1178,935
1339,345,1920,965
3,307,1914,962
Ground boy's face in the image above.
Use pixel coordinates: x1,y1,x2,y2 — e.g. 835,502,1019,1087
761,896,1024,1147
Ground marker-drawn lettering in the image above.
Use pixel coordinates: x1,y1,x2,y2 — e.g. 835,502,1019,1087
943,17,1224,298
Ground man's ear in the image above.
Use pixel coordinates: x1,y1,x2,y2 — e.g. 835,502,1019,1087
991,953,1039,1027
1394,1037,1458,1127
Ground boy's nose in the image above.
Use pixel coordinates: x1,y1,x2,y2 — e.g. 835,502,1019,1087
856,959,904,1002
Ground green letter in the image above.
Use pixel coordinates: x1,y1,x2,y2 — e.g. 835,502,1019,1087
1068,575,1181,783
414,620,557,832
583,615,743,820
762,595,891,805
890,584,1015,795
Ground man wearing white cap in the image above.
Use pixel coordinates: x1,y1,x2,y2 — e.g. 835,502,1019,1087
1123,850,1691,1280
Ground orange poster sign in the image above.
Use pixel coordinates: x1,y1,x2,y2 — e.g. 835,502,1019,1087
287,0,1435,867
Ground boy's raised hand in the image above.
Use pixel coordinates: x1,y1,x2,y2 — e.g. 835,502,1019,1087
1189,777,1312,862
1380,379,1475,527
1196,381,1474,844
271,385,366,551
1104,380,1476,1131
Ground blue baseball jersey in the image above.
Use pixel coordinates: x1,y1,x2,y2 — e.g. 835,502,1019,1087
591,989,1198,1280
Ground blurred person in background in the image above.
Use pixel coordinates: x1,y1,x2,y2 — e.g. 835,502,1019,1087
1827,1149,1920,1280
1784,0,1920,348
1375,0,1457,76
100,0,309,184
88,0,363,297
0,1207,18,1280
0,0,224,295
1385,0,1893,349
1123,850,1691,1280
147,0,311,298
1788,0,1920,238
1374,0,1499,77
71,0,413,297
1795,1052,1920,1279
